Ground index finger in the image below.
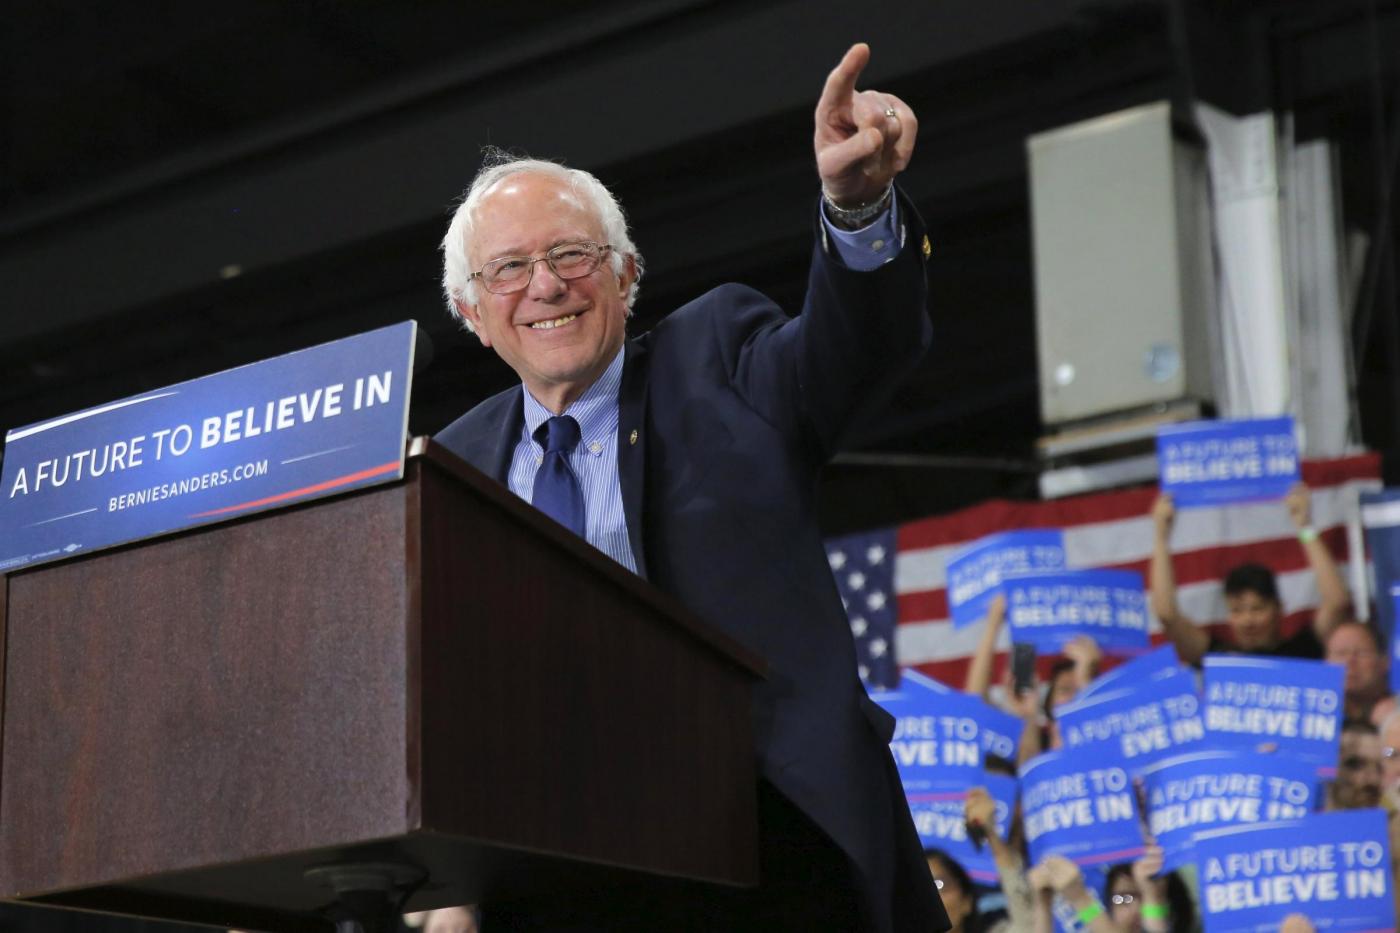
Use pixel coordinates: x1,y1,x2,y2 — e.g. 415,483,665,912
816,43,870,118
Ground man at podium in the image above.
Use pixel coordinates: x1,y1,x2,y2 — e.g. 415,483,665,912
436,43,946,933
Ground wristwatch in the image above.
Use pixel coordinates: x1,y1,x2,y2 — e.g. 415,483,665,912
822,185,893,230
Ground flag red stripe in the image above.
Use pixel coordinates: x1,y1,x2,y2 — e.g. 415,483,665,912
897,527,1351,623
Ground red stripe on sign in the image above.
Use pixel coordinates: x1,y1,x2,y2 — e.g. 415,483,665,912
1078,846,1147,865
189,461,400,518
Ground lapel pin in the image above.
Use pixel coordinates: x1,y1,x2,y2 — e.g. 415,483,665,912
629,429,639,446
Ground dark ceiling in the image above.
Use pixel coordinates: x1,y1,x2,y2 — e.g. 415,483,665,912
2,0,1398,532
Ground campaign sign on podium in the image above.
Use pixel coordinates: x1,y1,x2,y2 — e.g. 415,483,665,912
1195,809,1394,932
945,529,1066,629
906,775,1018,885
0,321,416,572
1019,748,1146,868
1139,750,1321,872
1055,666,1207,774
1156,417,1300,507
1003,569,1150,655
1203,656,1344,777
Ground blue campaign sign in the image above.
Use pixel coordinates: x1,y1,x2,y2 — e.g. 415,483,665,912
1003,568,1150,656
1203,656,1344,777
1195,809,1394,932
1079,643,1181,699
1019,748,1146,868
876,673,984,777
875,670,1025,776
1056,666,1207,774
907,774,1019,885
0,322,416,572
1156,417,1300,508
1391,585,1400,696
945,529,1066,629
1363,488,1400,651
1139,750,1321,873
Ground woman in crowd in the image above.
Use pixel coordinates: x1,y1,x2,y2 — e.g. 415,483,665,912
1024,846,1198,933
925,850,984,933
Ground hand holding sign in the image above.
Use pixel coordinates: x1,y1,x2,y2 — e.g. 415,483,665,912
1132,845,1169,896
1028,855,1100,918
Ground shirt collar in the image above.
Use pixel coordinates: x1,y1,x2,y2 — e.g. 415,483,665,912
521,346,624,457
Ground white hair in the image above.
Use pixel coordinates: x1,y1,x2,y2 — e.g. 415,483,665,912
439,151,645,333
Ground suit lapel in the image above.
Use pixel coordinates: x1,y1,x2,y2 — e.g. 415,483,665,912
618,339,649,580
487,387,524,483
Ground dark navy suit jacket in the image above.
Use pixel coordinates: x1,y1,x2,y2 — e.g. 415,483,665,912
436,197,948,933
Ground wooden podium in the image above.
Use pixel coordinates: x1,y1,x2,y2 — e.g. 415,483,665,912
0,439,762,930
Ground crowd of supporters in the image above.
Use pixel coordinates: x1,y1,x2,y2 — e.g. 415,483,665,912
926,483,1395,932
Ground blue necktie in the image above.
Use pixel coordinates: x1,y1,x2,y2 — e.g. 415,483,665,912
532,415,585,536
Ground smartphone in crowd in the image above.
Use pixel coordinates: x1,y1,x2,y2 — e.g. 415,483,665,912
1011,642,1037,696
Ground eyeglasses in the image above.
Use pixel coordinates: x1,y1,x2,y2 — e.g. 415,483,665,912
470,241,613,295
1110,893,1137,906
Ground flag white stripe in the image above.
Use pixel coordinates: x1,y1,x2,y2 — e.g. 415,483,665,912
893,479,1377,595
895,562,1345,666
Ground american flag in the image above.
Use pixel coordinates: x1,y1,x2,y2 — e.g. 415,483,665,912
829,454,1381,689
827,527,900,689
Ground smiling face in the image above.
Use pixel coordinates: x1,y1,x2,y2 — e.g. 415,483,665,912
456,172,634,413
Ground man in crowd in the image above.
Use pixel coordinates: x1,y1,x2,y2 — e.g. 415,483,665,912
1329,719,1383,810
1324,621,1392,721
1149,483,1352,664
435,44,945,933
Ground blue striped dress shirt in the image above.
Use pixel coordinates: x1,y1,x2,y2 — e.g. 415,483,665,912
508,347,637,573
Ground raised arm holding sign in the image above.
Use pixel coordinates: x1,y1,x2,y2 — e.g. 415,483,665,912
1149,484,1350,665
